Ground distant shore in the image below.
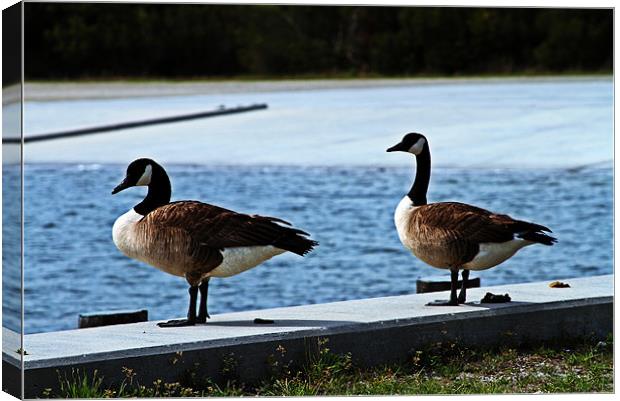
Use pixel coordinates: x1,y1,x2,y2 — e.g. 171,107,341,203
2,75,611,104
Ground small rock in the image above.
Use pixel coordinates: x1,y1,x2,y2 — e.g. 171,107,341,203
480,292,511,303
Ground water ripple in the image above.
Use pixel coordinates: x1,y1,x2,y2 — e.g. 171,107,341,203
4,164,612,333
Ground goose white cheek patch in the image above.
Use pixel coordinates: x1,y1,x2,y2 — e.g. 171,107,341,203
136,164,153,186
408,137,426,155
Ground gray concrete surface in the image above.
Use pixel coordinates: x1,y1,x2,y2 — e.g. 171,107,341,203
2,275,613,397
18,76,610,102
2,327,21,398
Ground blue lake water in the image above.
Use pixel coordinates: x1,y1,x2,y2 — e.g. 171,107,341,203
1,78,613,333
7,164,613,333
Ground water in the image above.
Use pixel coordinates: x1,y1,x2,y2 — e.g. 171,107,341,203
2,164,21,333
4,78,613,333
12,164,611,334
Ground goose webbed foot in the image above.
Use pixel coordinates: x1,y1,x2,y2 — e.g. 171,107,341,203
196,312,210,324
158,285,199,328
157,318,196,328
426,268,460,306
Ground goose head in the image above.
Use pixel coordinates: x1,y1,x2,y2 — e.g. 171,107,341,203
112,158,162,194
386,133,428,156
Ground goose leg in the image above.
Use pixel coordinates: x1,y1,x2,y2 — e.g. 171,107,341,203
157,286,198,327
457,269,469,304
196,279,211,324
426,268,459,306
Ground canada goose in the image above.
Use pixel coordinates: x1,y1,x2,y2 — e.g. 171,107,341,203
112,158,317,327
387,133,556,306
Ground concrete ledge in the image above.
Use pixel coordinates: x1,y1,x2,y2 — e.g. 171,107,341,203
2,327,21,398
3,275,613,397
20,76,612,102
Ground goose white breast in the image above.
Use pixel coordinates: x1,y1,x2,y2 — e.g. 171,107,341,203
394,195,417,248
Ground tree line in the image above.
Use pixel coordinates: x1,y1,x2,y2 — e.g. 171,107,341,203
24,4,612,80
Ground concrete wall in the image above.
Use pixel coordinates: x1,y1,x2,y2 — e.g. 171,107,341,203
2,275,613,397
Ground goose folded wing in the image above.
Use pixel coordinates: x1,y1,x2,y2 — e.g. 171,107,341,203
142,201,297,249
414,202,520,244
195,213,301,248
151,201,233,222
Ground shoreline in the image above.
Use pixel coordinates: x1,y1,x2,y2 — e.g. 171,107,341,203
2,75,611,103
7,159,614,170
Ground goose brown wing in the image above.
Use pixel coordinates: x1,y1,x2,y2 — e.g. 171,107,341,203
142,201,315,254
411,202,520,245
195,212,301,248
144,201,233,226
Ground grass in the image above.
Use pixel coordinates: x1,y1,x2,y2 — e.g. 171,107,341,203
46,335,613,397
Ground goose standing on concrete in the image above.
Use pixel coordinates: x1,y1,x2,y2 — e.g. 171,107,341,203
112,158,317,327
387,133,556,306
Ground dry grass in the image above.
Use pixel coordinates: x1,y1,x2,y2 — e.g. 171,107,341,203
48,334,613,397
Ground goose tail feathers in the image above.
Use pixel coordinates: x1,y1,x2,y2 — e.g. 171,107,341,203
515,220,557,246
263,217,318,256
274,234,318,256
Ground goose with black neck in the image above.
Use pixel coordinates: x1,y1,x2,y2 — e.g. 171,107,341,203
112,158,318,327
387,133,557,306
